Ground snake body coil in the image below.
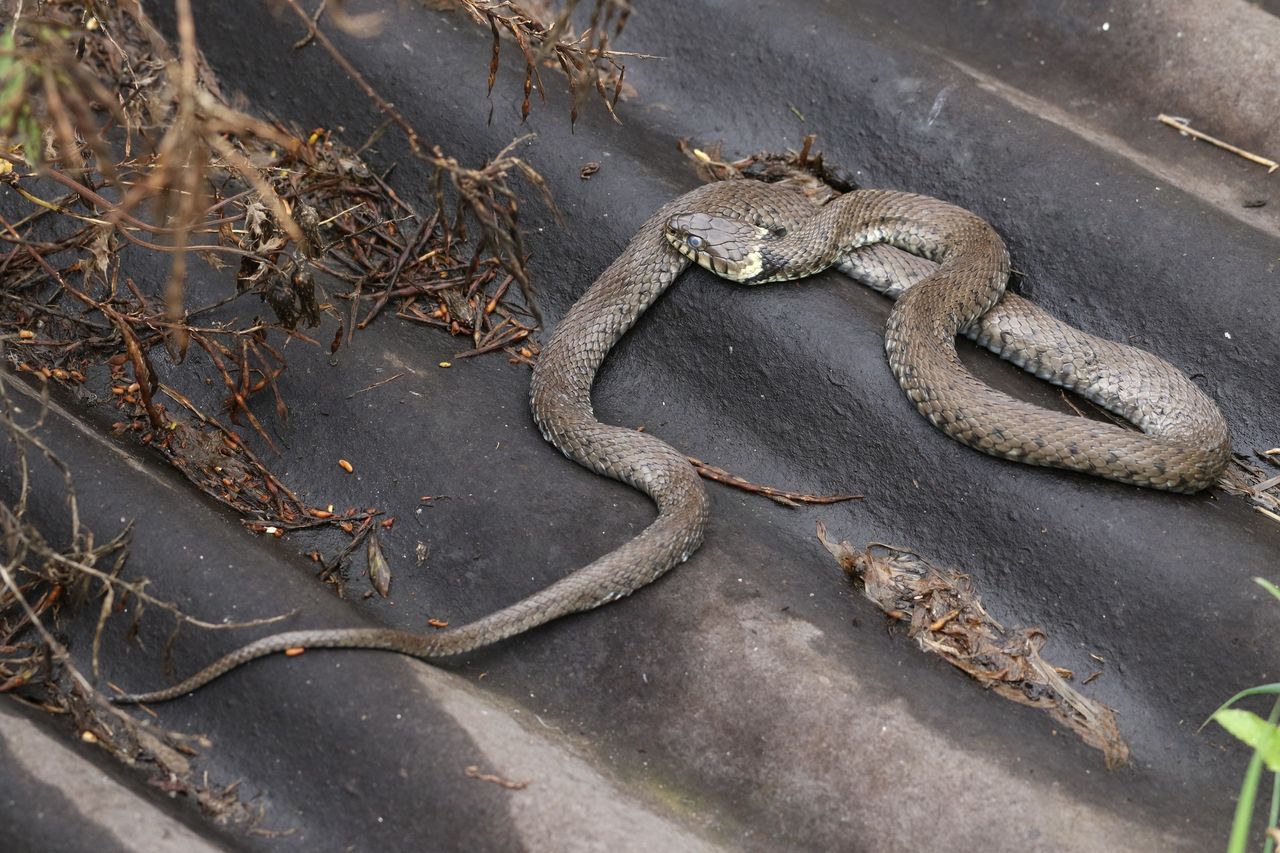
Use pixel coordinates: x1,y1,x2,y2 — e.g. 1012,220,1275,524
112,181,1229,704
667,187,1230,491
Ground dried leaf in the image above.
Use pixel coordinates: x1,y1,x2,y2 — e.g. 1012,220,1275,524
817,523,1130,768
367,530,391,598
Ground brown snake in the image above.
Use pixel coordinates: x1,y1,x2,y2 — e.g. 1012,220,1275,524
112,181,1229,704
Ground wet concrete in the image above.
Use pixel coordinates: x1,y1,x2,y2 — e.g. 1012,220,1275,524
7,1,1279,850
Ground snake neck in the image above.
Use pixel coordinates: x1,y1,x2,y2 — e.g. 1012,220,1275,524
734,189,1012,289
531,221,686,418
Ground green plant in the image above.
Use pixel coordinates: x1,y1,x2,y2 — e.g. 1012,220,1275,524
1210,578,1280,853
0,30,45,165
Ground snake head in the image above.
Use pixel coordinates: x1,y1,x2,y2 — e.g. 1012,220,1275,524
664,212,787,283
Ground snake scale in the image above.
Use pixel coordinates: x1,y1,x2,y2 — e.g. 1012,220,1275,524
112,180,1229,704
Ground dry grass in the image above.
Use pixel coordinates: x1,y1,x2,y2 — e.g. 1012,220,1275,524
443,0,633,125
1220,451,1280,527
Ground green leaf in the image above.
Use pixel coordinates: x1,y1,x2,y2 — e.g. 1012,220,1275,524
1228,750,1268,853
0,36,26,126
19,113,40,168
1266,771,1280,853
1227,699,1280,853
1203,684,1280,730
1255,577,1280,605
1215,709,1280,771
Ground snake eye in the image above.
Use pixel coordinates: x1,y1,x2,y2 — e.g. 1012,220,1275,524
686,235,704,249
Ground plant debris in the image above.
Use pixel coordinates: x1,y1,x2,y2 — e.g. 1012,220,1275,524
437,0,635,127
0,0,569,601
679,132,860,196
465,763,530,790
1219,452,1280,527
1157,113,1279,174
0,374,279,829
0,0,651,835
0,0,619,814
817,523,1130,768
366,529,392,598
686,455,861,507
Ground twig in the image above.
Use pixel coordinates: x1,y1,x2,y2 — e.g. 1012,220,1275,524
465,765,530,790
345,372,405,399
277,0,425,156
1253,473,1280,494
358,211,438,329
1157,114,1279,174
687,456,863,507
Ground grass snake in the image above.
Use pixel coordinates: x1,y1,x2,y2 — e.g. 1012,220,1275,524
112,180,1229,704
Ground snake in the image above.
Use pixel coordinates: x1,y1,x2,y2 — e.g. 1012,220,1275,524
667,186,1231,490
111,180,1230,704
